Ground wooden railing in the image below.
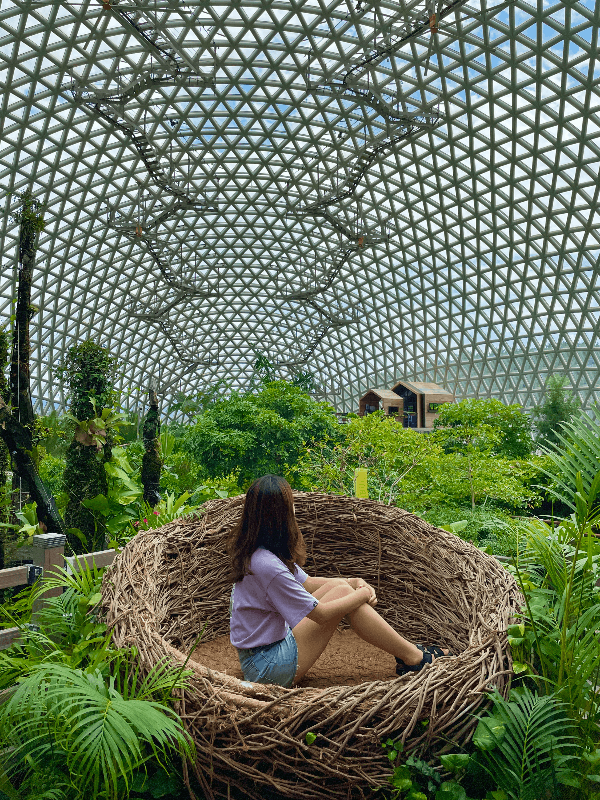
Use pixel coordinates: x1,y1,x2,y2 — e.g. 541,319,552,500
0,533,116,650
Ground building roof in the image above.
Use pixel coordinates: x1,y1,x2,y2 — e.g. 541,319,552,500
361,389,403,402
391,380,454,397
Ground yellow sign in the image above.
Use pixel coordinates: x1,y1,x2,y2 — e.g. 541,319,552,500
354,468,369,498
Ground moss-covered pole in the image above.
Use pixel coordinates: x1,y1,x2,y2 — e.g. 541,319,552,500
0,326,9,481
141,386,162,506
61,340,116,553
10,190,43,443
0,327,10,568
0,193,66,539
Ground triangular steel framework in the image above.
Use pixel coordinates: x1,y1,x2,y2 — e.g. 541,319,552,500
0,0,599,415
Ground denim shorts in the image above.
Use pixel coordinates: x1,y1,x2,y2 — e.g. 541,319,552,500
237,628,298,688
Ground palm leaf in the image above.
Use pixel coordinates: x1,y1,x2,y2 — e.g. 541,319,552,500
474,688,579,800
0,663,194,800
536,413,600,510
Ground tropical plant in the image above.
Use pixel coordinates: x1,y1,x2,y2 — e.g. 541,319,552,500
433,398,534,459
470,687,580,800
0,563,196,800
291,411,440,505
183,379,340,487
292,411,540,514
141,388,161,506
0,560,115,684
82,446,143,544
0,661,194,800
33,409,72,458
37,448,67,511
59,340,119,553
422,505,521,556
131,490,199,532
166,379,227,423
13,500,44,541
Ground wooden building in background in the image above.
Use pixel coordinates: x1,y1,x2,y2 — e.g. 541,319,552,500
358,380,455,430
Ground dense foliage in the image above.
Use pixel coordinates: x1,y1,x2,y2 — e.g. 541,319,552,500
292,406,542,551
0,564,195,800
60,340,118,553
530,374,581,447
56,340,117,421
0,367,598,799
183,379,341,487
140,389,161,506
433,397,534,459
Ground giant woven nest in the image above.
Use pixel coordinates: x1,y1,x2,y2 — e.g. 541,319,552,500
102,492,522,800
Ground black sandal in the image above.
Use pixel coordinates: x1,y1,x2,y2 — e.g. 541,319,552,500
395,644,453,676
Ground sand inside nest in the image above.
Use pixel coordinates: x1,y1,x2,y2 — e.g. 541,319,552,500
192,629,398,687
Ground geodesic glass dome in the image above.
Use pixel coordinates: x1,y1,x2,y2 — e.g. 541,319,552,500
1,0,598,415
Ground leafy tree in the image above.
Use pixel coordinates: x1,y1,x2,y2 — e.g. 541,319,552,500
293,411,540,513
427,450,541,512
183,380,340,487
531,374,581,448
433,397,534,458
292,411,441,506
34,409,72,459
252,353,277,385
166,379,227,424
290,369,318,393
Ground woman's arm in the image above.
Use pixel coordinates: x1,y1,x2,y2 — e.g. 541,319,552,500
302,575,348,594
306,586,371,625
303,575,377,605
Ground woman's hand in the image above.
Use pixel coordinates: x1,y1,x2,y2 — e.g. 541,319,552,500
347,578,377,606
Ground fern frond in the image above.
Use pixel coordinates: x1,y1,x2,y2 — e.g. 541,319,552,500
0,663,194,800
474,688,579,800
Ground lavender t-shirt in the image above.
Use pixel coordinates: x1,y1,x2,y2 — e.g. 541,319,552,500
230,548,319,649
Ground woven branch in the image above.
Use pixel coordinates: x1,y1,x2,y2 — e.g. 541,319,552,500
102,492,522,800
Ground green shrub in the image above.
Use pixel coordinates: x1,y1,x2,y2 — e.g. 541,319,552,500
37,449,66,506
419,504,522,557
183,380,340,487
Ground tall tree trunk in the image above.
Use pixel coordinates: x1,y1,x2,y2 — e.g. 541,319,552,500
0,398,66,538
141,387,162,506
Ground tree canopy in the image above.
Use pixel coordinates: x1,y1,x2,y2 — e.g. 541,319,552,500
182,380,340,487
530,375,581,447
433,397,534,459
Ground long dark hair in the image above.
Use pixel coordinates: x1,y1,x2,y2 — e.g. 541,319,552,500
227,475,306,582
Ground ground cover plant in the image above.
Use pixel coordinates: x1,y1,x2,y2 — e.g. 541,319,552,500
0,563,196,800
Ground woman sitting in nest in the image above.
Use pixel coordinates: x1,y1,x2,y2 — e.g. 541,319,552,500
228,474,451,688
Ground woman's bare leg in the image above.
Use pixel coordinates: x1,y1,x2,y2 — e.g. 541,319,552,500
347,603,427,663
292,582,355,681
293,582,448,682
